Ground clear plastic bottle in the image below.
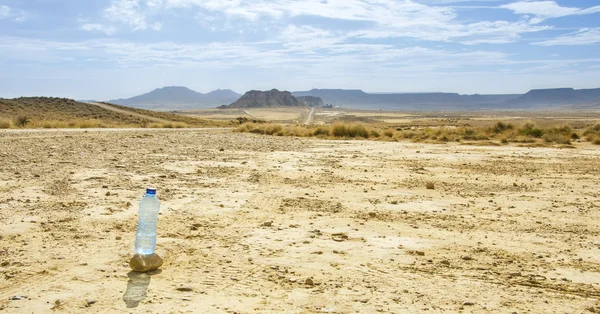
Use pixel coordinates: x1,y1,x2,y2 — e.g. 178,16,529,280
134,188,160,255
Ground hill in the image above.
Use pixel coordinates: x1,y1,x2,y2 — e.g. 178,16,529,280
507,88,600,107
0,97,225,128
109,86,240,110
292,89,521,110
219,89,305,109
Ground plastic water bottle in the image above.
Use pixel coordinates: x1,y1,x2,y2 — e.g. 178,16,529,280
134,188,160,255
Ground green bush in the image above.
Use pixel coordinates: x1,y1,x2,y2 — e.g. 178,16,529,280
519,122,544,138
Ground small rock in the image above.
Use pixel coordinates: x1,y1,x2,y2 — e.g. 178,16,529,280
463,302,475,306
289,277,297,283
102,185,108,189
262,221,273,227
219,148,225,152
115,236,122,240
461,256,474,261
368,212,377,217
129,253,164,272
105,191,111,196
85,300,96,307
416,251,425,256
176,287,194,292
305,278,314,286
10,295,26,300
357,298,369,303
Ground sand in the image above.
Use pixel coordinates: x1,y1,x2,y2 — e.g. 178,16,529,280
1,128,599,313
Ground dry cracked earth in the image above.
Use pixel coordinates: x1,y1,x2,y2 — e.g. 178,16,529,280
1,129,600,313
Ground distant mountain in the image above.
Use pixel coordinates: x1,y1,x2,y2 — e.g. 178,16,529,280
507,88,600,107
108,86,240,109
105,86,600,111
292,89,520,110
220,89,305,109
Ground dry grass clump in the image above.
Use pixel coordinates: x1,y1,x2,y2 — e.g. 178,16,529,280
148,122,188,128
583,124,600,145
15,115,31,127
519,121,544,138
311,126,330,136
542,125,575,144
0,119,12,129
490,121,514,134
331,123,370,138
234,120,592,146
235,123,290,136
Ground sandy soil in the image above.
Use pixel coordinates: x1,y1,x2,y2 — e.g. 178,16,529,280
1,129,600,313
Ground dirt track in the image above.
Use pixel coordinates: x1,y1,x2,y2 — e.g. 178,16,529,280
1,129,599,313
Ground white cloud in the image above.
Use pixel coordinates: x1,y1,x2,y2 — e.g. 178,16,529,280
0,4,27,22
98,0,553,45
534,28,600,46
501,1,600,24
0,5,9,19
104,0,162,30
81,23,118,35
0,35,512,73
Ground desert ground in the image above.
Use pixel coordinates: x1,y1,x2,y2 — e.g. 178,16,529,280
185,107,600,128
1,127,600,313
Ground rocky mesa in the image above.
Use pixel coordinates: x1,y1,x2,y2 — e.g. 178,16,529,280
219,89,317,109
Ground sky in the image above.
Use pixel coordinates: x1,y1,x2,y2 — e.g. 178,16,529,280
1,0,599,99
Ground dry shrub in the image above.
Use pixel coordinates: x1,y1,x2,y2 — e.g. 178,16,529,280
543,125,573,144
264,124,283,135
149,122,187,128
0,119,12,129
312,126,331,136
584,124,600,143
283,125,310,137
14,115,30,127
588,135,600,145
461,128,488,141
233,120,586,147
519,121,544,138
40,120,68,128
491,121,514,134
332,123,370,138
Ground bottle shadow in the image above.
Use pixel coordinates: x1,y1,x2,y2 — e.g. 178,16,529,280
122,269,162,308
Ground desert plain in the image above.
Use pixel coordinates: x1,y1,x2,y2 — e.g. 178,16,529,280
1,126,600,313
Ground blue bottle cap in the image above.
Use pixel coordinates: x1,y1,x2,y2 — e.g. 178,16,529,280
146,188,156,195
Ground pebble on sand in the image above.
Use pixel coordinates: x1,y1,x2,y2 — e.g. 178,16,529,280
129,253,164,272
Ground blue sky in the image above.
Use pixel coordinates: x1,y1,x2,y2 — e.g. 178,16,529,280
0,0,599,99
